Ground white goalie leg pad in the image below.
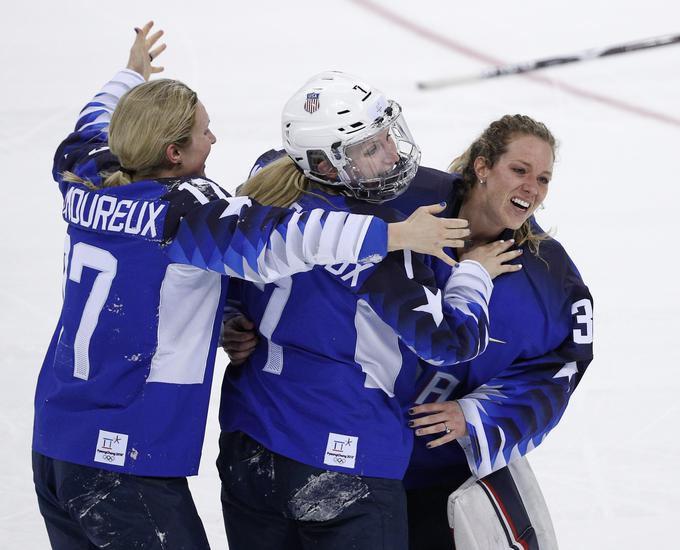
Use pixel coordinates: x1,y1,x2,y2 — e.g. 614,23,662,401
447,456,558,549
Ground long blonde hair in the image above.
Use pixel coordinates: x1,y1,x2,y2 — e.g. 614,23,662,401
449,114,557,255
238,155,340,207
63,79,198,189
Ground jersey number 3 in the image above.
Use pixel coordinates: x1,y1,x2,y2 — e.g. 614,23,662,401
571,298,593,345
63,236,118,380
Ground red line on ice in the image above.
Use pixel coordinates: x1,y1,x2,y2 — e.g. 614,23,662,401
350,0,680,128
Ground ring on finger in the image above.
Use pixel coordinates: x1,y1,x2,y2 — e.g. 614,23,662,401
443,422,452,435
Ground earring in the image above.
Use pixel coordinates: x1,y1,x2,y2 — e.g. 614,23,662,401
479,178,486,185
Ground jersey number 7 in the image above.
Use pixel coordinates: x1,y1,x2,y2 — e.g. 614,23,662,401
63,235,118,380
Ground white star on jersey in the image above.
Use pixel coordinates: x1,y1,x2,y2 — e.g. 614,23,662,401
413,287,443,327
553,361,578,383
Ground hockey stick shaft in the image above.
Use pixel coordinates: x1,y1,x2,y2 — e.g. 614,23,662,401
417,33,680,90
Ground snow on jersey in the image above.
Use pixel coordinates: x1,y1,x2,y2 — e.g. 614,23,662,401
33,70,390,477
220,189,493,479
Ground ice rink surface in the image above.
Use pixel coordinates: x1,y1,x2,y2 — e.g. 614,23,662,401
1,1,679,547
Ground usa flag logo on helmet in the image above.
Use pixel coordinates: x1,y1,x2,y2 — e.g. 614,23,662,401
304,92,320,114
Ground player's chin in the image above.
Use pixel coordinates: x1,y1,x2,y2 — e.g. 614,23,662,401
505,206,534,229
504,214,527,231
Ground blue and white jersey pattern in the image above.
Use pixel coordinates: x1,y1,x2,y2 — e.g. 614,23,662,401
220,189,493,479
402,177,594,485
33,70,390,477
243,152,592,483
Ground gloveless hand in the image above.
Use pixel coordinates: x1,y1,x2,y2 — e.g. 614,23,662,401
126,20,166,81
460,239,523,279
221,314,258,366
409,400,468,449
387,203,469,267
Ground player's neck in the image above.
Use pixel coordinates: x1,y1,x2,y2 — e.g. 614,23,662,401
459,195,504,245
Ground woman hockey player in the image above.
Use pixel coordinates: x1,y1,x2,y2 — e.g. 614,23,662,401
215,72,522,550
31,24,473,550
404,115,594,550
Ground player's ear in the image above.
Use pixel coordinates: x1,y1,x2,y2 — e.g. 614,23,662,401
316,159,338,178
473,156,489,183
165,143,182,166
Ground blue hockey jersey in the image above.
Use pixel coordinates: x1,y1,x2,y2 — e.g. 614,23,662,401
240,150,591,486
219,189,493,479
32,70,392,477
401,176,594,488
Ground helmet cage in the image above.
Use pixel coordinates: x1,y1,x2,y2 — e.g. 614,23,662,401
305,101,421,203
282,72,421,203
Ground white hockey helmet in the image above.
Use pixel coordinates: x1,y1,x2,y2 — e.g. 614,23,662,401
282,71,421,203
